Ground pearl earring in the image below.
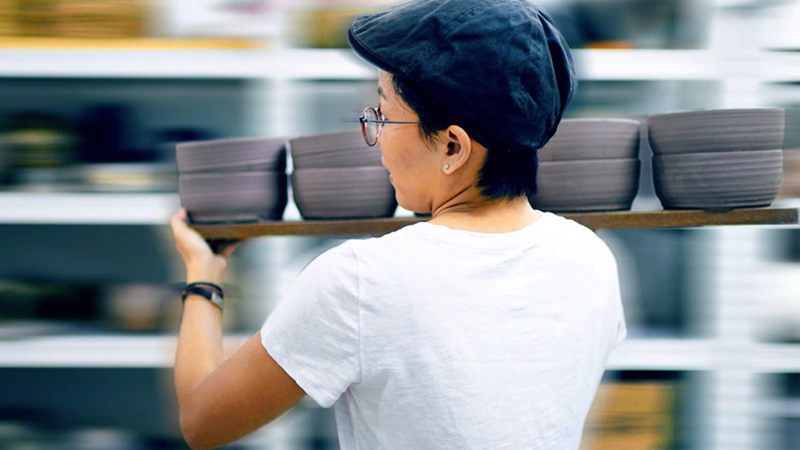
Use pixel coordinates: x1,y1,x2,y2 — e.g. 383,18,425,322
444,164,451,170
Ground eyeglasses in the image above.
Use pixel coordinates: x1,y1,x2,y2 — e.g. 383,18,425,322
359,106,419,146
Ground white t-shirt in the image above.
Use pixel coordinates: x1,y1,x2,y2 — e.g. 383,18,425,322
261,212,626,449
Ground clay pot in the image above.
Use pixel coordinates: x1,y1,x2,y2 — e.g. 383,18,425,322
291,166,397,219
652,149,783,209
176,137,287,174
289,130,382,169
179,171,287,222
531,158,640,212
648,108,785,155
538,119,641,162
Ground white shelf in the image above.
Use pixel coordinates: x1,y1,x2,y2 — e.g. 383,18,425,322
575,50,723,81
606,338,717,371
2,335,799,370
0,48,377,80
608,339,800,372
0,192,178,225
2,48,797,82
0,334,248,368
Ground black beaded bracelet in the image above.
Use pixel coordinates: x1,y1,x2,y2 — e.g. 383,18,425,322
182,282,226,311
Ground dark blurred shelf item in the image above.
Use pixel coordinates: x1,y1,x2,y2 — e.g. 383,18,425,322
554,0,711,50
72,162,176,192
1,112,77,187
190,207,800,239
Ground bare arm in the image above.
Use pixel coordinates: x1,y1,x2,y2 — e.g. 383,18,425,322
171,209,305,449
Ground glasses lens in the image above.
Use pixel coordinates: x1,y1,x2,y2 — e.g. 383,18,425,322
362,107,379,146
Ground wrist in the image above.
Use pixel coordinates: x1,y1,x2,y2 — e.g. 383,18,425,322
182,282,226,311
186,264,225,285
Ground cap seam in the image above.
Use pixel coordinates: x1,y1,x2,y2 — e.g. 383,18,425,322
348,27,409,76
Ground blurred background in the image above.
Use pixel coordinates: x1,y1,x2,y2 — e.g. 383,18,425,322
0,0,800,449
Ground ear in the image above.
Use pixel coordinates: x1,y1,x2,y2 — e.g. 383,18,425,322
441,125,472,174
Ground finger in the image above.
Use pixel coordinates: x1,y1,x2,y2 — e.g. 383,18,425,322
221,240,244,258
170,211,185,237
171,208,188,228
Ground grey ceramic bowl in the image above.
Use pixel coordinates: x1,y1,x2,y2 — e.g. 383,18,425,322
289,130,382,169
538,119,641,162
176,137,287,174
291,167,397,219
530,158,640,212
648,108,785,155
653,149,783,209
179,171,288,223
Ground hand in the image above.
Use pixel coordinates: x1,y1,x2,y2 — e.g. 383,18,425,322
170,208,242,284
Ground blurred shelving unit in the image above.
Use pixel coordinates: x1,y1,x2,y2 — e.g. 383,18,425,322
0,192,178,224
2,5,800,448
0,334,800,373
2,334,799,372
2,45,800,82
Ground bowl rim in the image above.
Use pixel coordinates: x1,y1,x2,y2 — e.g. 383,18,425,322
179,170,287,180
648,107,785,121
537,158,641,168
176,136,287,151
651,148,783,162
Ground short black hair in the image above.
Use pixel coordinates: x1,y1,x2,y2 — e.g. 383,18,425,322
391,75,539,201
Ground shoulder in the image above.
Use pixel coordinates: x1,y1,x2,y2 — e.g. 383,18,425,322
540,213,617,264
346,222,432,257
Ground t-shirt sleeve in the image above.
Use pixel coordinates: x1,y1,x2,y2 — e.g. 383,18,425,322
595,236,628,348
260,242,361,408
607,247,628,347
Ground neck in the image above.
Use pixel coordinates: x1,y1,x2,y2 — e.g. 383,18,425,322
428,192,541,233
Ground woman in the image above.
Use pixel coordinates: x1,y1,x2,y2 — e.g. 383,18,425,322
171,0,626,448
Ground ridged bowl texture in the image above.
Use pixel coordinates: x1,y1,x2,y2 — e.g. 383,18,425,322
648,108,785,155
530,158,640,212
176,137,287,173
289,130,383,169
652,149,783,209
291,166,397,219
179,171,288,223
538,119,641,162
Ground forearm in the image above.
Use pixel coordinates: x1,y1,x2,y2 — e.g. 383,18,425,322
174,266,227,408
175,297,224,405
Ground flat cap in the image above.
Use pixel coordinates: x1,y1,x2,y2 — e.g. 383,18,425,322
348,0,577,151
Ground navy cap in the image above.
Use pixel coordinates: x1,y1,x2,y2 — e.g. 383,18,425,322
348,0,576,152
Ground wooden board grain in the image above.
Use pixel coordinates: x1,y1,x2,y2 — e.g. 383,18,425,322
190,207,800,239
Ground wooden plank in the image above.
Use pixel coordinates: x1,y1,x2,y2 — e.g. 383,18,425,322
567,208,800,230
190,207,800,239
0,38,264,50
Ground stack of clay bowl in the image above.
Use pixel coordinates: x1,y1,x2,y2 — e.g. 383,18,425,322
648,108,784,209
532,119,641,212
289,130,396,219
176,137,288,223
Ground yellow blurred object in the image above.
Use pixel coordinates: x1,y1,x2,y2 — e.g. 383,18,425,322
0,37,263,49
291,6,376,48
778,148,800,198
0,0,152,38
55,0,150,38
12,0,59,37
0,1,17,37
581,383,675,450
585,41,636,50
